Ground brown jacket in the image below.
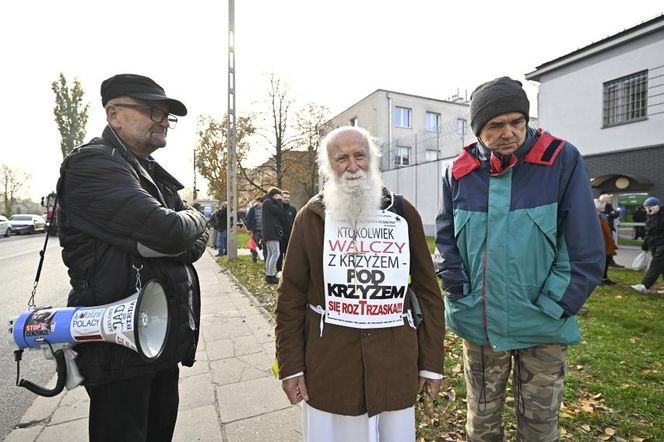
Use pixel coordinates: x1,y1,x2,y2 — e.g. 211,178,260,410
275,191,444,417
599,214,617,256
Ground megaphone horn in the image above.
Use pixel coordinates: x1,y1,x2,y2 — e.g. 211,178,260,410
11,279,169,361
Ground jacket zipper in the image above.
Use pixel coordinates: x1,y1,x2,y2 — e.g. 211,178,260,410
481,242,491,348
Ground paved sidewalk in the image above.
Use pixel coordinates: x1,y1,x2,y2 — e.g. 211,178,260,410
612,246,640,269
6,249,302,442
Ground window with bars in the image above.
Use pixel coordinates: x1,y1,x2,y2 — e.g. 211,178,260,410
393,106,411,128
603,71,648,127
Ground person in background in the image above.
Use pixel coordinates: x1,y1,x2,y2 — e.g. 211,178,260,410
596,198,617,285
631,196,664,295
57,73,208,441
436,76,604,441
633,205,647,240
213,203,228,257
261,188,286,284
208,206,220,249
244,197,263,263
276,190,298,273
276,126,444,442
599,193,624,268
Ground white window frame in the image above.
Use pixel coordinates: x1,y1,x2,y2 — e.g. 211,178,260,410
425,112,440,132
394,145,410,166
425,149,439,162
393,106,411,128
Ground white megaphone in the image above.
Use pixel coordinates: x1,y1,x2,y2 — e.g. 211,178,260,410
8,279,169,396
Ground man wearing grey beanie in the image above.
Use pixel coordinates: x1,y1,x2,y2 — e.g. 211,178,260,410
435,76,604,441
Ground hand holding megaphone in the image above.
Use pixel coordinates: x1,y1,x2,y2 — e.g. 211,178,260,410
8,280,169,397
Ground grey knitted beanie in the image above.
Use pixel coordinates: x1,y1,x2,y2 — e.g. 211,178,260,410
469,77,530,135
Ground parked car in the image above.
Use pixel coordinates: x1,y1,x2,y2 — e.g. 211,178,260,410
43,214,58,236
9,214,46,235
0,215,11,237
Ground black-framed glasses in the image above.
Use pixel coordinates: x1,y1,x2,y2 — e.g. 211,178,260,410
113,103,178,129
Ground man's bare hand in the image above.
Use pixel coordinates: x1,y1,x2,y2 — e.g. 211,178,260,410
418,377,442,397
282,375,309,405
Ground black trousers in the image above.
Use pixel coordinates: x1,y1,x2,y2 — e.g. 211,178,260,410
276,235,289,272
85,365,179,442
643,246,664,288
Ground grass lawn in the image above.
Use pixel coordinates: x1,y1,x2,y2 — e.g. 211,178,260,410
215,254,663,441
618,237,644,248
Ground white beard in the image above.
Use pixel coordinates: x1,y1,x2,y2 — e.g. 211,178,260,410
322,169,383,225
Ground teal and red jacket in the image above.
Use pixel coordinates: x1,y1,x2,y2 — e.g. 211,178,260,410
435,128,604,351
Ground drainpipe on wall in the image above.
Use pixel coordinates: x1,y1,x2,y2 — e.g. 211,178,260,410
387,92,392,171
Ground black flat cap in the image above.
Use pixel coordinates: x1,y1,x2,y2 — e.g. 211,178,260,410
101,73,187,116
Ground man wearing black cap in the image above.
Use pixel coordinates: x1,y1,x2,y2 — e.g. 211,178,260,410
631,196,664,295
435,76,604,441
57,74,208,441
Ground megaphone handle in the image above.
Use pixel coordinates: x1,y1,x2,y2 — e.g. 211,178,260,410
63,348,84,390
16,348,67,397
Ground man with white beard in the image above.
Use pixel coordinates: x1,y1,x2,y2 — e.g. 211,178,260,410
275,126,444,442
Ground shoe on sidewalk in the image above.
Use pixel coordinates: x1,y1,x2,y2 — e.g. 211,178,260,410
265,275,279,284
631,284,648,294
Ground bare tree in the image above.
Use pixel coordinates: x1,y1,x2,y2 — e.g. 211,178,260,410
257,74,300,188
289,103,331,199
1,164,30,216
195,114,256,203
52,73,89,159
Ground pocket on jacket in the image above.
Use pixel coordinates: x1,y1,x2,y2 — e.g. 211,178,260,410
506,206,557,287
507,291,567,340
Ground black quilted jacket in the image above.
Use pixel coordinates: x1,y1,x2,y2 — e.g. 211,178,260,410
57,125,209,386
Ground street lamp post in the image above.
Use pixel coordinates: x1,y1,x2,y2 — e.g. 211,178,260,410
226,0,238,260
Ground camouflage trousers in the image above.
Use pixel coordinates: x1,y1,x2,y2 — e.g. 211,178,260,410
462,341,566,442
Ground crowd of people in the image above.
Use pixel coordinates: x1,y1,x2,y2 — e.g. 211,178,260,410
207,188,298,284
52,72,661,442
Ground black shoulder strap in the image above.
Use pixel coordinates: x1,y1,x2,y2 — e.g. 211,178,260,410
392,193,405,218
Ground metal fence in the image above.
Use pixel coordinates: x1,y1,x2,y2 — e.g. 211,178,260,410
380,119,474,171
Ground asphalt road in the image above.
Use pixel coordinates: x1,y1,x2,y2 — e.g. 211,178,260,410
0,233,70,440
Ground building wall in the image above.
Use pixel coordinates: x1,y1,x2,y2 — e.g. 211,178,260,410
585,145,664,199
535,30,664,155
382,158,455,235
329,90,473,172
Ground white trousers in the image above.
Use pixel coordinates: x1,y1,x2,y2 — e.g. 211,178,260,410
302,402,415,442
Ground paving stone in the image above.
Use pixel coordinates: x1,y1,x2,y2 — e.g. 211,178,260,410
49,387,88,424
4,426,44,442
210,356,269,385
36,417,87,442
179,373,215,409
206,338,235,361
173,405,222,442
225,406,302,442
217,377,291,422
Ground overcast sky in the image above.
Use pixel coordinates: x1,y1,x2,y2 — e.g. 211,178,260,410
1,0,662,202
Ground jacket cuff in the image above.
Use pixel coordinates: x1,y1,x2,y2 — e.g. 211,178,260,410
419,370,443,380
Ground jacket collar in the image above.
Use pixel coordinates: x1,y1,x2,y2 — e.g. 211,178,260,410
452,127,538,180
101,125,185,195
